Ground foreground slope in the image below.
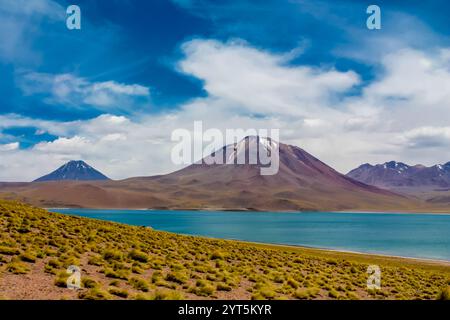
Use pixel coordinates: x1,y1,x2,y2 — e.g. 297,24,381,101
0,138,427,212
0,200,449,300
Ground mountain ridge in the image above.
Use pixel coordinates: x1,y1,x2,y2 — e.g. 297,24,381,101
347,160,450,189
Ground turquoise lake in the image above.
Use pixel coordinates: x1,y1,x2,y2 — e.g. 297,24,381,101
51,209,450,261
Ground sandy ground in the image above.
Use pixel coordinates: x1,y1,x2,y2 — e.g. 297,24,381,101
0,254,255,300
0,259,78,300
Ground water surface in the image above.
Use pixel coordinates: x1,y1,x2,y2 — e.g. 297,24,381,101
51,209,450,261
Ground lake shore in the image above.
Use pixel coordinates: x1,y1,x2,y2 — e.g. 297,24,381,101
240,240,450,267
46,207,450,215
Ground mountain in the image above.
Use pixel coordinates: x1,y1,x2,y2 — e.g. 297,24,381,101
0,137,423,212
146,136,404,208
347,161,450,189
34,160,110,182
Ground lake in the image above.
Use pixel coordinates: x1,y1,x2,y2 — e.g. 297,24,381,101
51,209,450,261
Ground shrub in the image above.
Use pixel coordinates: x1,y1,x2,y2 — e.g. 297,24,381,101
44,248,58,257
217,283,232,291
79,288,110,300
88,255,103,266
328,289,339,299
129,277,150,292
437,287,450,300
210,250,225,260
347,292,359,300
251,293,265,300
151,259,163,270
287,278,299,289
272,273,284,283
6,261,30,274
132,265,144,274
44,263,56,274
54,272,69,287
294,288,309,299
153,289,184,300
170,262,184,271
0,246,20,256
103,268,129,280
151,271,162,284
109,287,129,298
293,258,303,264
307,287,320,298
47,259,61,268
82,277,99,289
128,250,149,263
19,252,37,263
59,256,80,268
134,293,152,300
192,280,215,296
326,259,338,266
102,249,123,262
109,280,120,287
166,272,188,284
294,287,320,299
259,287,276,299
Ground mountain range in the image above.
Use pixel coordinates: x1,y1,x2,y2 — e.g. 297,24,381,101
346,160,450,206
0,137,447,212
347,161,450,189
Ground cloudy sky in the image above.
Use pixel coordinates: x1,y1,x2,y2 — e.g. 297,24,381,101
0,0,449,181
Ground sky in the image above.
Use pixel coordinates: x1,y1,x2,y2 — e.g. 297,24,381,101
0,0,450,181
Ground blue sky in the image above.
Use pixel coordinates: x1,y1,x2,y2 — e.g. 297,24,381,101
1,0,450,181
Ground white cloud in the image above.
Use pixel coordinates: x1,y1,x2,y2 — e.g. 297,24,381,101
400,126,450,148
179,39,359,117
0,142,19,151
34,136,91,154
17,72,151,111
364,49,450,107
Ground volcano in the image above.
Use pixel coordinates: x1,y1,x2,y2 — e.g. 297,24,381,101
34,160,110,182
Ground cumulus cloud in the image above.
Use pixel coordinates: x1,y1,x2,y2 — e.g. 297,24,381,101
34,136,91,154
179,39,360,117
17,72,151,112
341,48,450,136
0,142,19,151
364,49,450,107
